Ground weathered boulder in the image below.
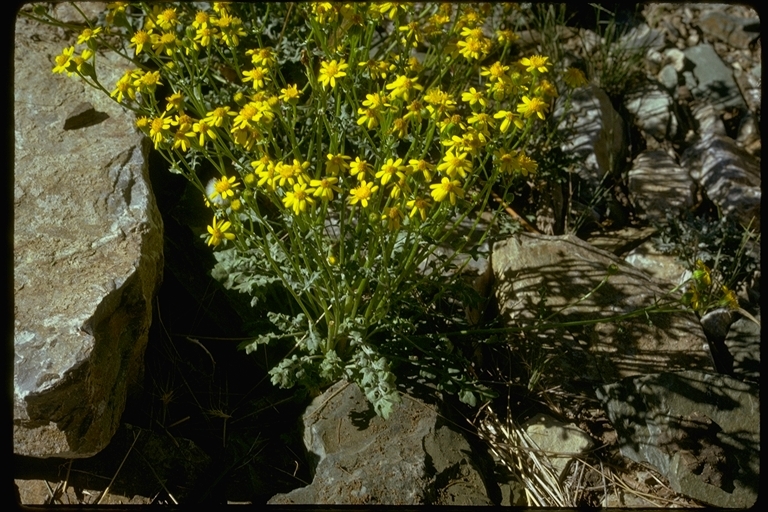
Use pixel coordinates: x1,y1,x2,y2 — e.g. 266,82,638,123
627,149,694,221
684,43,747,114
492,233,713,384
695,11,760,50
521,414,593,481
624,82,680,141
268,380,494,505
624,240,690,286
554,85,627,189
681,134,761,231
724,311,760,382
596,371,759,508
14,15,163,457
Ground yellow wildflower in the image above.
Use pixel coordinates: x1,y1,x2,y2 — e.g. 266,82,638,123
310,176,342,201
318,59,348,89
407,196,431,221
283,182,316,215
382,206,404,231
375,158,405,186
326,153,351,175
349,180,379,208
517,95,549,120
430,177,464,205
52,46,75,75
385,74,423,102
563,67,588,88
520,55,549,73
77,27,102,45
206,216,236,247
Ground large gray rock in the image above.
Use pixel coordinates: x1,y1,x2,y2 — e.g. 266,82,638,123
492,234,713,384
681,134,761,231
696,11,760,50
624,240,689,286
554,85,626,189
521,414,593,481
627,149,694,221
724,312,760,382
597,371,759,508
684,43,747,114
14,15,163,457
624,83,679,141
268,381,494,505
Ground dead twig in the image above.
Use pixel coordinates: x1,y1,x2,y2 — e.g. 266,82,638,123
97,429,141,504
491,190,542,234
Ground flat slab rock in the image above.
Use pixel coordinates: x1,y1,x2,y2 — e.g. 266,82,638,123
268,380,494,505
596,371,759,508
14,14,163,457
492,233,713,384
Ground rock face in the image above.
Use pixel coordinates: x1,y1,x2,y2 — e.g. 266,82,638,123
681,134,761,231
554,85,627,188
596,371,759,508
627,149,694,222
14,16,163,457
268,380,494,505
492,233,713,384
521,414,593,481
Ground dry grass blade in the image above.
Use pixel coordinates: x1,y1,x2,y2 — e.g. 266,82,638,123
477,405,572,507
96,430,141,504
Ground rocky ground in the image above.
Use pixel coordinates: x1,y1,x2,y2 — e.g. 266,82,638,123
14,3,759,506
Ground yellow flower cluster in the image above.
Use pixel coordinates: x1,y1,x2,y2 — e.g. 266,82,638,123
51,2,589,250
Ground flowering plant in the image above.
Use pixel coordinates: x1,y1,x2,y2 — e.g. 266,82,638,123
35,1,585,417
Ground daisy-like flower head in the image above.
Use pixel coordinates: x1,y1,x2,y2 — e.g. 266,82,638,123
407,196,431,221
430,177,464,205
203,106,232,128
348,180,379,208
357,108,379,130
165,91,185,112
149,113,172,149
242,67,270,90
516,152,538,177
493,109,524,133
385,74,423,102
381,206,404,231
156,7,179,31
516,95,549,120
496,29,518,44
461,87,486,108
563,67,588,88
209,175,241,201
375,158,405,186
480,61,510,82
193,119,217,146
318,59,348,90
437,149,471,179
194,26,217,48
279,84,301,104
349,157,370,181
52,46,75,74
282,182,316,215
718,285,739,310
408,159,435,181
151,31,179,56
326,153,351,175
77,27,102,45
192,10,210,29
310,176,341,201
206,216,236,247
520,55,549,74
